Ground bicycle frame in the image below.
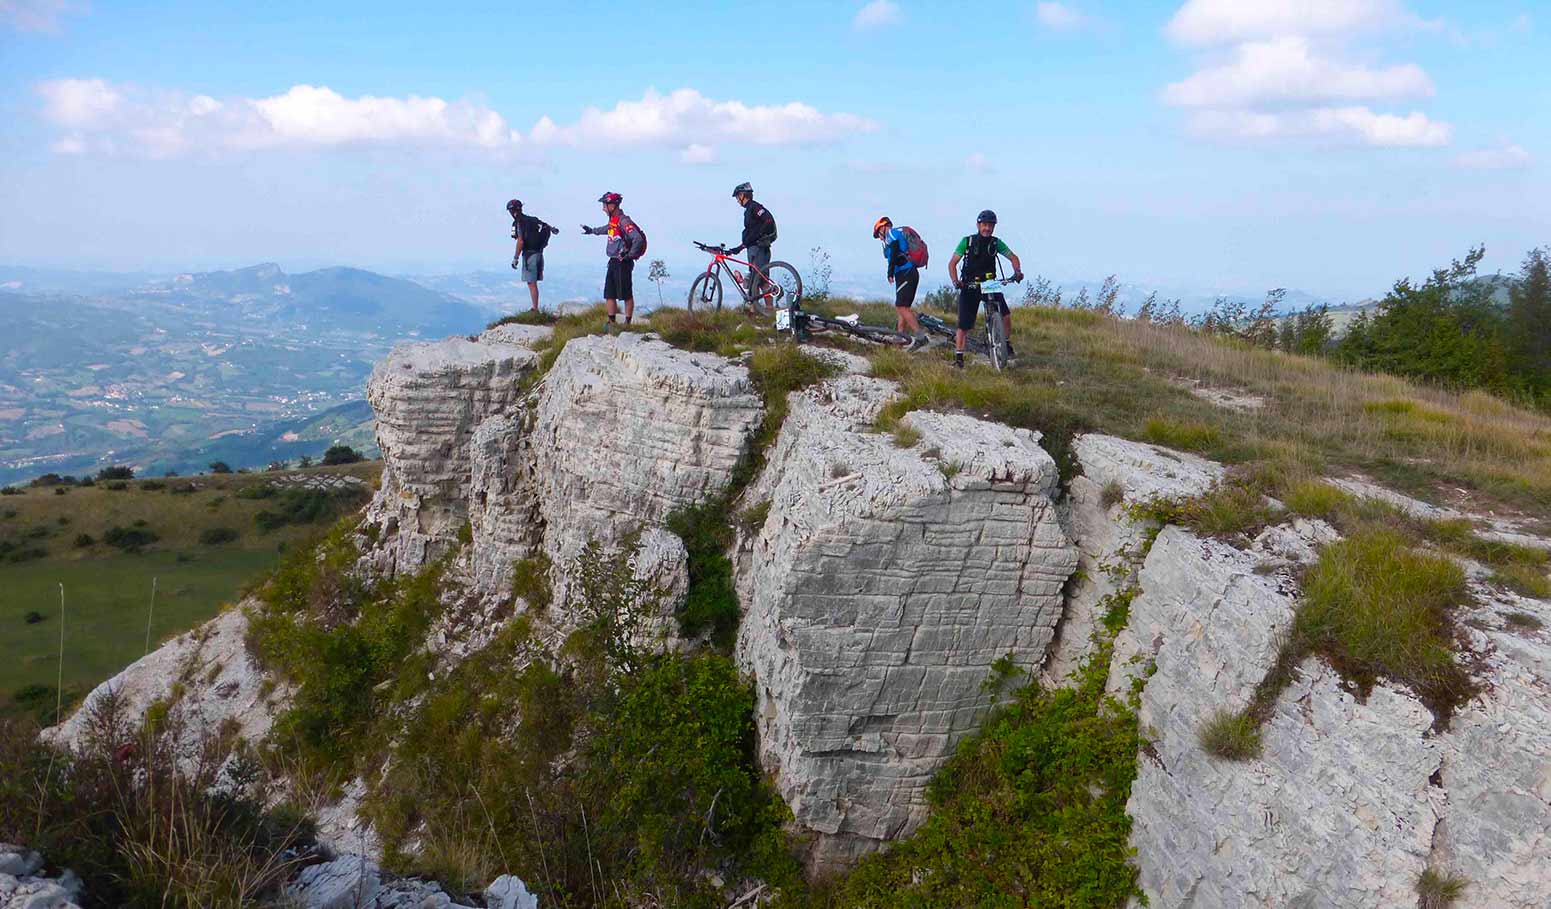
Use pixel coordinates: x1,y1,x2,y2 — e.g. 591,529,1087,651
697,247,773,305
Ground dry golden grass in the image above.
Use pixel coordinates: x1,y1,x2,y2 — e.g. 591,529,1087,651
1004,307,1551,514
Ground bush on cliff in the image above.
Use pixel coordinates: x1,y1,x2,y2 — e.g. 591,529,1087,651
820,648,1142,908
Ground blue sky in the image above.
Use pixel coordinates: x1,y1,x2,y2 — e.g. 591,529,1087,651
0,0,1546,300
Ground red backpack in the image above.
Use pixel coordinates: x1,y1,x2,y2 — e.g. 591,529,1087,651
902,226,929,268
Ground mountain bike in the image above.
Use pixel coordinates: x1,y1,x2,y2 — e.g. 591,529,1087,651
774,295,911,347
916,313,986,355
961,275,1022,370
688,242,802,315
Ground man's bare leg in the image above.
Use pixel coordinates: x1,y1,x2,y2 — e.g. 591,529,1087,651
528,282,540,311
623,298,635,325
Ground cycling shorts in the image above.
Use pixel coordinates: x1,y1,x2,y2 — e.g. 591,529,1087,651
957,287,1009,331
894,268,920,308
604,258,634,300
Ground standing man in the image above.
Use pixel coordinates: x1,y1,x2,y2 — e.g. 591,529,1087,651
946,210,1023,369
874,216,929,351
508,199,557,313
581,192,646,328
730,182,776,305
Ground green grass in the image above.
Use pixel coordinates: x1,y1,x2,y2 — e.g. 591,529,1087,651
0,464,378,721
2,550,280,722
1416,868,1467,908
1199,708,1263,761
1282,479,1354,520
1141,416,1221,453
487,309,559,328
1296,529,1473,720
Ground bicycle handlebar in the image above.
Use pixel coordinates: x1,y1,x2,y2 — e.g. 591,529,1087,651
693,241,730,253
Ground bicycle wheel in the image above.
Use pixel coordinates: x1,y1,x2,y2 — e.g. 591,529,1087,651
984,307,1007,370
688,272,723,312
764,261,803,312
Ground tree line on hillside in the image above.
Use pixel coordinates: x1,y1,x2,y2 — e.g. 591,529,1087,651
1009,246,1551,412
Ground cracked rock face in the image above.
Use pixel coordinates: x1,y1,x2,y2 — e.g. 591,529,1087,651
1117,525,1551,907
363,327,550,580
736,375,1076,874
527,333,763,571
0,844,83,909
1043,434,1224,686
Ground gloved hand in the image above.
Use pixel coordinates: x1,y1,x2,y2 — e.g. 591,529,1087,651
581,225,594,235
1011,271,1025,282
511,258,520,270
952,279,962,290
730,245,744,255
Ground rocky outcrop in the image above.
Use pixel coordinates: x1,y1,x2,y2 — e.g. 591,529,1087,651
363,325,550,580
285,853,538,909
521,334,762,601
1115,524,1551,907
737,374,1077,874
45,605,282,771
1042,434,1224,685
0,845,83,909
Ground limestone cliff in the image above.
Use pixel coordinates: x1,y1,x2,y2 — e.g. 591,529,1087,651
44,325,1551,907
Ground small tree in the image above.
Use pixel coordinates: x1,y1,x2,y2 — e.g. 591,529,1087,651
208,461,233,474
96,465,134,481
296,455,314,469
322,445,364,466
647,259,670,306
808,246,833,303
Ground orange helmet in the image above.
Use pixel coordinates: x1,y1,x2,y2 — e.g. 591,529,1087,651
872,216,891,238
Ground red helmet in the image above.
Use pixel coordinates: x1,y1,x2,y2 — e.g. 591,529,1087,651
598,192,622,205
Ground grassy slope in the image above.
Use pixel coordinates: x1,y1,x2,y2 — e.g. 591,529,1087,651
0,462,380,718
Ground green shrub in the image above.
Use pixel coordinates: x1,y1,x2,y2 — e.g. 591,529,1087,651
831,650,1141,908
666,503,739,645
103,525,159,551
139,480,166,491
96,465,135,481
1297,530,1472,718
321,445,364,466
235,483,277,500
254,487,364,532
199,527,240,546
510,552,552,612
1199,709,1262,760
73,533,94,547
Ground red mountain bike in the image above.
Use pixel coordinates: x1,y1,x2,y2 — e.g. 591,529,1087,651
687,242,803,314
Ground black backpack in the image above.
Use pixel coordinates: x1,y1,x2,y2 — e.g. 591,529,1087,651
517,216,556,252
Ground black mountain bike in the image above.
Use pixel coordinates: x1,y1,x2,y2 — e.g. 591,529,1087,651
959,276,1022,370
775,296,911,346
688,242,802,315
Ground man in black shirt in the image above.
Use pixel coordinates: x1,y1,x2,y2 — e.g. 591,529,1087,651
730,182,776,302
508,199,557,313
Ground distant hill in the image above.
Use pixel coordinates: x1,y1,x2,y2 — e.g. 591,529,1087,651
141,263,485,335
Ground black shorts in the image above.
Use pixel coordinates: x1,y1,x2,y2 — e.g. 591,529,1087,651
957,287,1009,331
604,258,634,300
894,269,920,308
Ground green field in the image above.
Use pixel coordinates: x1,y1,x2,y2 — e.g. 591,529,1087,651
0,462,379,720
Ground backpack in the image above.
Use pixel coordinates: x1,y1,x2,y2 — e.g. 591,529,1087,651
516,216,556,252
902,226,929,268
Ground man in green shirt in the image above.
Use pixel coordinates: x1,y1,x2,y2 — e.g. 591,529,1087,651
946,209,1023,369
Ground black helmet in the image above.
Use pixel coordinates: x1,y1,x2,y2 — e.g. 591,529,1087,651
977,209,997,225
732,181,753,198
599,192,622,205
506,199,522,212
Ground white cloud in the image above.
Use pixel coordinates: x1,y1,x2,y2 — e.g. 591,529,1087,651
1187,106,1450,147
35,80,874,160
1035,2,1085,31
38,77,120,128
1162,36,1432,108
532,88,876,148
679,143,717,165
1160,1,1449,149
853,0,901,29
1165,0,1405,46
1455,142,1532,170
1,0,86,33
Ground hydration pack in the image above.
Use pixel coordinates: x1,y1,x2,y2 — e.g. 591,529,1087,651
902,226,929,268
